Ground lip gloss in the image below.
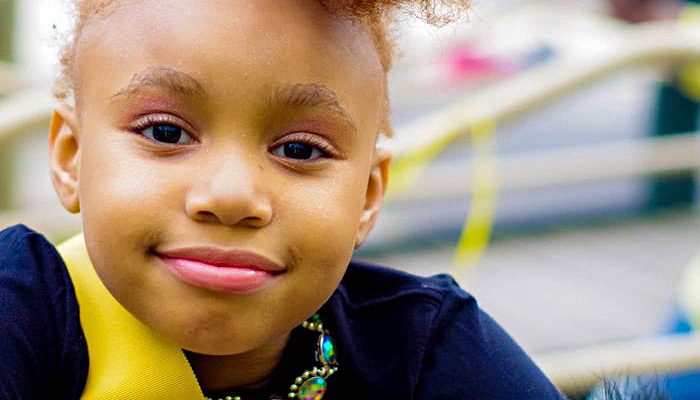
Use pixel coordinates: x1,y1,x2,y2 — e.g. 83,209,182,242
160,256,277,293
154,248,284,293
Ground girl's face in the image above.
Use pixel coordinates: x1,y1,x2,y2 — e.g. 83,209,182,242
49,0,389,355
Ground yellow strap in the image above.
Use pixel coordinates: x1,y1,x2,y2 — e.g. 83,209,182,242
387,118,498,279
452,119,498,276
387,129,463,197
57,233,204,400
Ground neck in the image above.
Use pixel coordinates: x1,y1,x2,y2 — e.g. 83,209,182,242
185,331,291,391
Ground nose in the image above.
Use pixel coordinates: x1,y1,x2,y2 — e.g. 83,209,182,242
184,155,273,228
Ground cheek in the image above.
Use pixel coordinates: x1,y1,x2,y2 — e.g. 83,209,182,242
77,131,181,266
79,131,181,218
276,181,362,318
278,165,368,268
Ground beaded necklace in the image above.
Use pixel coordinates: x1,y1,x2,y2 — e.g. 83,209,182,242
204,315,338,400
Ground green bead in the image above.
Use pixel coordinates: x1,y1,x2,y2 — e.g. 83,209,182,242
309,314,322,324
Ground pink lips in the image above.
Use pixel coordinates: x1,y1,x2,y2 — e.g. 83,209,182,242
155,247,285,293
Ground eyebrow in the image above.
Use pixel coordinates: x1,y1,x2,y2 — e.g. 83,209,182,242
111,68,357,132
111,67,206,100
273,83,357,133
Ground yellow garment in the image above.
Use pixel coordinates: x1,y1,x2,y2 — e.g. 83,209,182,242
57,233,204,400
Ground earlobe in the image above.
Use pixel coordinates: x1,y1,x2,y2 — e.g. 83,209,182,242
49,106,81,214
354,146,392,249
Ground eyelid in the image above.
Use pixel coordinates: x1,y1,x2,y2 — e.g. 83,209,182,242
129,113,198,142
269,132,340,159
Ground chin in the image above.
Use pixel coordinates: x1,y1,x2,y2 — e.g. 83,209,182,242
174,319,282,356
177,332,258,356
181,344,247,357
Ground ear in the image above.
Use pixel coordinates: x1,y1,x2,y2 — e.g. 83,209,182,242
48,106,81,214
355,146,392,249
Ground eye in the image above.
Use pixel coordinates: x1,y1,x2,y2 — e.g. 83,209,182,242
141,123,194,145
272,142,325,160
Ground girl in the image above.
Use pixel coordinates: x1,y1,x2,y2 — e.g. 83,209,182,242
0,1,564,399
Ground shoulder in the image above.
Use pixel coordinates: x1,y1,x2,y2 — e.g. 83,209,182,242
0,224,69,300
1,224,63,271
334,259,462,309
324,260,564,400
0,224,74,299
0,225,87,399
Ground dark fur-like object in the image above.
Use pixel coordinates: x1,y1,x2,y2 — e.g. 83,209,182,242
585,376,670,400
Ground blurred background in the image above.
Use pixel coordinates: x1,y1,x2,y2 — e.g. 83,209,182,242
4,0,700,398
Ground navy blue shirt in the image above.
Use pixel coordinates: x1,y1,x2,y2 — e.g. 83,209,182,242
0,225,564,399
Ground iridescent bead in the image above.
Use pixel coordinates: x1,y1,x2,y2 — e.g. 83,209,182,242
318,334,337,365
297,377,327,400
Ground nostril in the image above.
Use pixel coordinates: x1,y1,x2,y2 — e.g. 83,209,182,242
197,210,218,222
185,187,273,226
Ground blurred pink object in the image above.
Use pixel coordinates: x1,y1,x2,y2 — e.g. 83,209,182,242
446,45,515,82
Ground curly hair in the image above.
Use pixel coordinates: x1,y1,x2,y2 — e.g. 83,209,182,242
55,0,470,136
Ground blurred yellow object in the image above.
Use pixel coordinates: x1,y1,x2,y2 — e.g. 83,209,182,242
678,5,700,101
57,234,204,400
387,130,462,197
387,118,498,278
680,251,700,328
453,119,498,276
678,63,700,100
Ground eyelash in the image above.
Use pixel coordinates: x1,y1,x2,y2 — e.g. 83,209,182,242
269,132,338,161
129,114,338,160
129,114,196,143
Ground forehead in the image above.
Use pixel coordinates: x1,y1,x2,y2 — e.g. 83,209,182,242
75,0,384,133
